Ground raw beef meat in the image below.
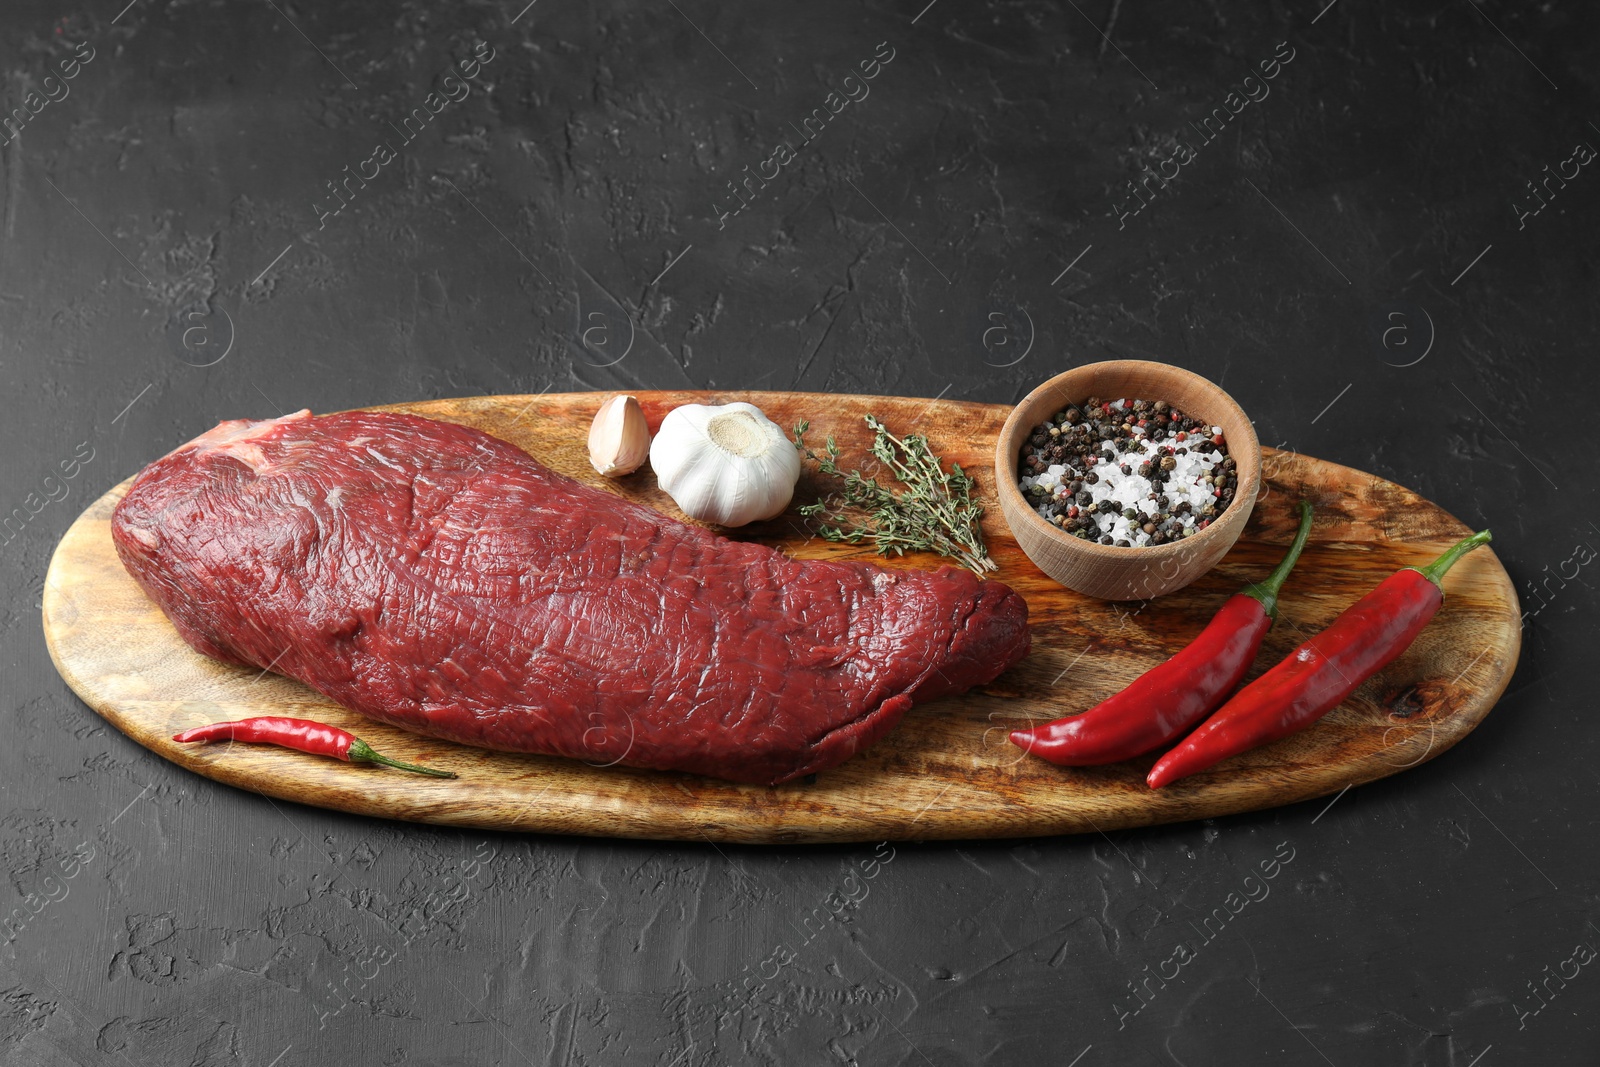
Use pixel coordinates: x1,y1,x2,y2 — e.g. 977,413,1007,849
111,410,1031,784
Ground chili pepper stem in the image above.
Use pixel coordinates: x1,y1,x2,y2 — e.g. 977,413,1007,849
1412,529,1492,591
1238,500,1315,619
346,739,457,778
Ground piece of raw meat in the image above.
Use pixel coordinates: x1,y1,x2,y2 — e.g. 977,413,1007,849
110,409,1031,784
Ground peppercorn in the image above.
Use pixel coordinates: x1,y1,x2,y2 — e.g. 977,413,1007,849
1017,394,1232,543
1115,539,1131,547
1100,534,1114,545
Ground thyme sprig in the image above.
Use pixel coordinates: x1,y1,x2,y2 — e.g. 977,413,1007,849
790,415,997,576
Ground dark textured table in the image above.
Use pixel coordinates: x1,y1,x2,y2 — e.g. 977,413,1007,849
3,1,1594,1063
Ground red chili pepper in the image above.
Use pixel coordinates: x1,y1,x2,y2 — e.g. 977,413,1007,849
1147,528,1493,789
1010,500,1316,766
172,716,457,778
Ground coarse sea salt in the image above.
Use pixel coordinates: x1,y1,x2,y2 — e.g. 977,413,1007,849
1017,399,1229,547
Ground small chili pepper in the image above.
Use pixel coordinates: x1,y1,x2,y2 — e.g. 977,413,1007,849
1010,500,1316,767
172,716,457,778
1147,528,1493,789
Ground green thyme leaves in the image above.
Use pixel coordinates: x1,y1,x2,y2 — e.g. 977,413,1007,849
791,415,996,576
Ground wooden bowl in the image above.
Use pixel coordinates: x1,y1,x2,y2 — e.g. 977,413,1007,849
993,360,1261,600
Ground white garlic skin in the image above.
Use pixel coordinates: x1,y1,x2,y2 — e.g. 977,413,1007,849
649,402,801,527
587,394,650,477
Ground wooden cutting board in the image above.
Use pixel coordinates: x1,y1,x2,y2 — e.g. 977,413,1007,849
42,391,1521,843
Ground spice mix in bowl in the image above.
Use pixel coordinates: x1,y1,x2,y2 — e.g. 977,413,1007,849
993,360,1261,600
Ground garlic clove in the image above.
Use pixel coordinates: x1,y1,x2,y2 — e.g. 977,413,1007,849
588,394,650,477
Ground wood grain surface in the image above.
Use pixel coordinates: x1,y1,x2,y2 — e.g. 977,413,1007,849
41,391,1522,843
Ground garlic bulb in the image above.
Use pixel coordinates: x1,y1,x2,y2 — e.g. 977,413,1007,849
588,394,650,476
649,402,801,526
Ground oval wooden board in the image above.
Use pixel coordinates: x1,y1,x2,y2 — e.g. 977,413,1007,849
43,391,1521,843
